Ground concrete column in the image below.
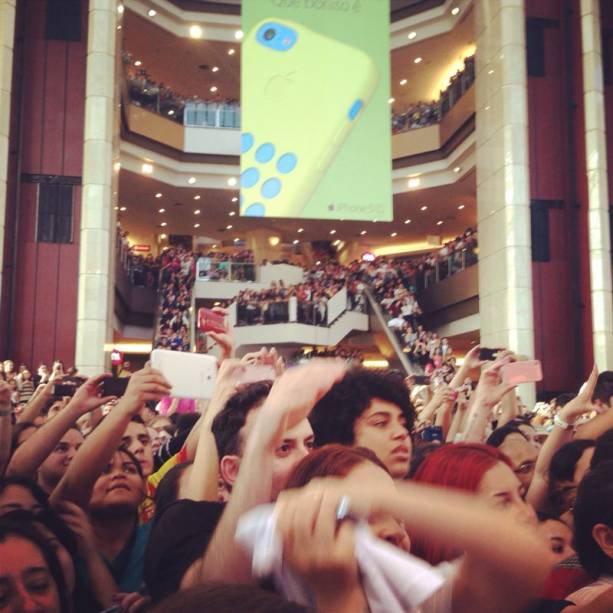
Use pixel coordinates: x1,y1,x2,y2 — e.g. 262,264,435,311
580,0,613,368
75,0,117,375
475,0,535,404
0,0,16,304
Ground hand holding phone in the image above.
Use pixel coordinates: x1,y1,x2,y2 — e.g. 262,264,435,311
198,308,226,335
478,347,502,362
501,360,543,385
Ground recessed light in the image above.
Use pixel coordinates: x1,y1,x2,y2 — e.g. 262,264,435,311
226,225,233,230
194,209,201,214
212,244,218,248
390,232,397,237
117,4,124,14
161,222,167,227
408,31,417,40
117,25,122,30
160,233,167,239
114,206,119,210
360,230,367,235
408,178,421,188
420,205,428,211
404,219,412,224
488,69,494,75
212,66,219,73
194,195,201,200
168,110,174,116
388,97,395,104
458,204,465,210
436,220,444,225
228,48,235,55
189,25,203,39
188,177,196,184
235,30,243,40
155,192,162,198
330,229,336,235
234,238,240,243
451,6,460,15
373,219,378,223
158,208,165,213
453,166,461,173
297,228,304,233
333,239,340,246
400,78,407,85
114,161,121,172
210,86,218,93
147,8,157,17
141,163,153,174
134,60,142,67
227,177,237,186
414,57,422,64
292,239,299,245
194,223,200,228
231,196,238,202
229,211,235,216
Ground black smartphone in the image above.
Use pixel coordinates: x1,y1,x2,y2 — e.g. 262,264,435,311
101,377,130,398
412,375,431,385
52,383,77,397
422,425,444,442
478,347,501,361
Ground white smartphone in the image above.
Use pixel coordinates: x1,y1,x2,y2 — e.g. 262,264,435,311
150,349,218,400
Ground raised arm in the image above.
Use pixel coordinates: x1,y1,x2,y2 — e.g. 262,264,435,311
16,378,58,424
7,374,114,481
448,344,486,390
50,367,171,508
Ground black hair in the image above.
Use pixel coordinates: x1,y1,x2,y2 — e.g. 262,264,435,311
175,412,200,437
212,381,273,458
485,424,527,448
592,371,613,405
0,516,72,612
573,460,613,577
130,414,146,425
408,442,444,478
10,420,38,453
0,475,50,513
154,461,193,517
116,445,145,480
549,439,596,484
309,368,415,447
592,428,613,469
554,393,577,409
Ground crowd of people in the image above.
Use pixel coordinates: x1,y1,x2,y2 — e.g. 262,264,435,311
196,251,255,282
391,55,476,134
3,314,613,612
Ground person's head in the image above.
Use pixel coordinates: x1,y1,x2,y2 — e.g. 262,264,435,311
0,518,69,613
153,461,194,517
573,460,613,578
10,421,38,453
121,416,154,477
591,427,613,469
592,371,613,409
411,443,536,564
286,445,410,551
38,428,83,494
546,439,596,517
212,381,313,500
309,369,415,479
537,513,575,563
487,425,538,490
21,369,32,381
0,477,49,517
89,448,145,519
3,360,13,373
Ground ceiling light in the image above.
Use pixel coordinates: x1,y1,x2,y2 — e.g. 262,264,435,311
158,208,165,213
188,177,196,184
160,233,167,239
333,239,341,246
436,220,444,225
226,225,233,230
292,239,299,245
268,236,280,246
235,30,243,40
228,48,236,55
194,209,201,214
117,4,124,14
210,86,218,93
330,229,336,235
194,223,200,228
212,244,217,248
189,25,203,39
400,78,407,85
451,6,460,15
167,110,174,116
147,9,157,17
297,228,304,233
360,230,367,235
227,177,237,186
316,260,321,265
161,222,167,227
212,66,219,72
458,204,465,210
390,232,397,237
420,205,428,211
408,177,421,188
229,211,235,216
414,57,422,64
453,166,461,173
404,219,411,224
134,60,142,67
373,219,378,223
114,161,121,171
117,25,122,30
155,192,162,198
388,97,395,104
194,195,201,200
231,196,238,202
408,31,417,40
234,238,240,243
141,163,153,174
114,206,119,210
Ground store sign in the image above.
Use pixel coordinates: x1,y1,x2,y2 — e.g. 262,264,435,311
133,244,151,253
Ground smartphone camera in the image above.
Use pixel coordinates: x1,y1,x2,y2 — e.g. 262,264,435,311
264,28,276,41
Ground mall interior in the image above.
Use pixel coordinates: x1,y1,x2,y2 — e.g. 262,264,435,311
2,0,612,400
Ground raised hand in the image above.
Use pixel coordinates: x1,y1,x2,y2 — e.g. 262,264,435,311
206,307,234,363
473,354,517,410
69,373,116,414
115,366,171,415
559,365,599,425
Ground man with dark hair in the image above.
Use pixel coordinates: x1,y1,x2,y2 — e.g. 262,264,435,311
592,371,613,408
309,368,415,479
486,423,537,490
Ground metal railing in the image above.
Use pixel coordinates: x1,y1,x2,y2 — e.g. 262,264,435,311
416,248,478,290
196,260,256,282
184,102,240,129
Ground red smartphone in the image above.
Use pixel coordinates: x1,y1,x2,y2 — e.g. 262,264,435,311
501,360,543,385
197,308,226,334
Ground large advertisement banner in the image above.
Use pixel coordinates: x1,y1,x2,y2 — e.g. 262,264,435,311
240,0,392,221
